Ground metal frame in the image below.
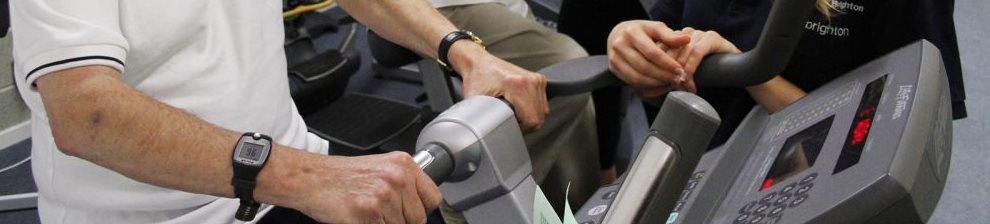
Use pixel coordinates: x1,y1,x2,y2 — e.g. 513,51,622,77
0,193,37,212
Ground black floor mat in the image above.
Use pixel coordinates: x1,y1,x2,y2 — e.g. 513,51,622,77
305,93,422,151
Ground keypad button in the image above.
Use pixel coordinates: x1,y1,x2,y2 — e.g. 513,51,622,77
761,192,778,204
603,190,617,200
800,173,818,184
735,214,751,224
674,201,685,212
749,214,765,224
740,201,758,213
790,194,809,207
770,206,786,215
687,180,699,190
796,184,813,195
680,190,692,201
694,172,706,179
781,183,797,194
756,204,770,213
774,194,791,205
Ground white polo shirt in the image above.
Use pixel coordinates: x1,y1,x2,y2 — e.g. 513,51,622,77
11,1,329,223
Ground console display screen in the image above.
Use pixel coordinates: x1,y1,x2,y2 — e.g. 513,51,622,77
833,75,887,174
240,142,265,161
761,116,834,191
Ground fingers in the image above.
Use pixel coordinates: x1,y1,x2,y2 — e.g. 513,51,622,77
628,28,684,74
504,73,548,132
608,53,666,89
401,173,427,224
380,153,411,224
457,54,548,132
642,21,691,47
607,21,694,91
683,31,719,78
683,79,698,93
674,27,697,66
613,43,680,85
383,152,436,224
414,167,442,212
381,188,404,224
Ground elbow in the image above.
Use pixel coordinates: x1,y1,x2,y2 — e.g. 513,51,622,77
34,66,124,158
47,110,103,158
45,92,109,158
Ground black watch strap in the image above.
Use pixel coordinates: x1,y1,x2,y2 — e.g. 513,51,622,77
437,30,483,71
232,163,260,201
231,132,273,221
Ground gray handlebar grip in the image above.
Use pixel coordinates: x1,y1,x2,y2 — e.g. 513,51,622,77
692,0,816,87
639,92,721,223
540,55,622,98
651,92,722,156
414,144,454,185
603,92,721,224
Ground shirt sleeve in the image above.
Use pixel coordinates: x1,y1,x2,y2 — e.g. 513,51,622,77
10,0,129,88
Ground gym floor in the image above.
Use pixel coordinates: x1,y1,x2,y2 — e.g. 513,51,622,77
1,0,987,223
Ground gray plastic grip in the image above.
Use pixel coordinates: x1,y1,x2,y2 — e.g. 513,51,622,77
414,144,454,185
651,92,721,158
692,0,816,87
539,55,621,98
605,92,721,224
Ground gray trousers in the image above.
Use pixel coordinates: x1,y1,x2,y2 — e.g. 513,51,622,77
437,3,601,223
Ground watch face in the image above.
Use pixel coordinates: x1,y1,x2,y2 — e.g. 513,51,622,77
234,136,271,166
240,142,265,161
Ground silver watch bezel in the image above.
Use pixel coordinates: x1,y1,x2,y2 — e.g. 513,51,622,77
232,134,272,167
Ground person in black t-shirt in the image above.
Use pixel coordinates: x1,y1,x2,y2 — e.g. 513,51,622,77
605,0,967,147
558,0,653,184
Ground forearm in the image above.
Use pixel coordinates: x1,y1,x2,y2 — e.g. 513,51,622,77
744,76,806,113
337,0,457,59
36,66,312,206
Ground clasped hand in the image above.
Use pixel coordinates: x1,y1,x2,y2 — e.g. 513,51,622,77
607,20,742,100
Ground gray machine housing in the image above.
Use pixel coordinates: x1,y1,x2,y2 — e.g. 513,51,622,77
575,40,952,224
415,92,722,224
415,96,539,223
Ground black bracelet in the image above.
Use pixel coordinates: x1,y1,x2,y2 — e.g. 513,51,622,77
437,30,483,71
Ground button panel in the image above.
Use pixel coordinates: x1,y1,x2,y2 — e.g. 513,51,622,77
574,183,620,224
672,171,707,213
776,83,857,138
736,172,818,223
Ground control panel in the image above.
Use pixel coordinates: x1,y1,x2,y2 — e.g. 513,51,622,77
575,41,952,224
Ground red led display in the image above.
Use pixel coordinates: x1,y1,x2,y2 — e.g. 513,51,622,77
834,75,887,174
850,118,872,145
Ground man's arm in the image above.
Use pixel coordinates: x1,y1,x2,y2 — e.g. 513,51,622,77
337,0,550,130
36,66,441,223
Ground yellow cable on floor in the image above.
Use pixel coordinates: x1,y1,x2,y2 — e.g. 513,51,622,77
283,0,335,18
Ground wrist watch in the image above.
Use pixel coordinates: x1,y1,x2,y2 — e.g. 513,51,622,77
231,132,273,221
437,30,484,72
